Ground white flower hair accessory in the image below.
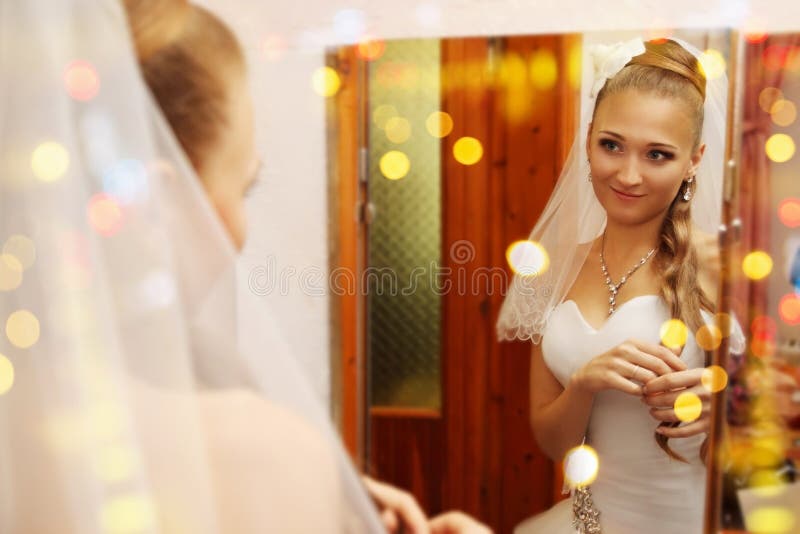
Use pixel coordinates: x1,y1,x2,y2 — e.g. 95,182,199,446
588,37,646,99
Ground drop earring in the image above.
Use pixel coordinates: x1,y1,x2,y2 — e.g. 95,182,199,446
682,176,695,202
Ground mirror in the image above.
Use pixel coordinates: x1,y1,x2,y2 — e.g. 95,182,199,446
327,28,799,532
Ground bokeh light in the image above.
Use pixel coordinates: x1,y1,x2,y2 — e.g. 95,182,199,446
777,198,800,227
752,315,777,339
529,49,558,90
764,44,797,72
87,193,124,237
506,240,549,277
759,88,784,113
563,444,599,487
103,159,148,205
356,38,386,61
567,43,582,89
660,319,688,349
64,60,100,101
0,254,23,292
379,151,410,180
372,104,398,129
3,235,36,270
742,250,774,280
453,136,483,165
745,507,796,534
700,49,726,80
674,391,702,422
770,99,797,127
312,66,341,97
94,445,137,482
701,365,728,393
31,141,69,182
100,493,156,534
425,111,453,138
778,293,800,325
0,354,14,396
260,34,287,62
749,469,789,498
751,337,777,358
6,309,40,349
745,31,769,44
384,117,411,144
765,133,795,163
696,324,723,351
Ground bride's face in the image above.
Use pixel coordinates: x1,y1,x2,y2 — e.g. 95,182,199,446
198,72,258,251
586,88,705,227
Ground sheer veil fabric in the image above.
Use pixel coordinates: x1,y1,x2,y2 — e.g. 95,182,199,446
496,36,728,343
0,0,384,531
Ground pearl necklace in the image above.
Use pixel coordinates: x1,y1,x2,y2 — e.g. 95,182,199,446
599,233,656,316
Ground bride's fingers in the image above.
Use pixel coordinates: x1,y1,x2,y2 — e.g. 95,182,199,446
618,346,672,377
629,340,687,371
607,372,645,396
656,418,709,438
649,402,710,423
642,368,704,396
623,361,658,383
642,386,710,409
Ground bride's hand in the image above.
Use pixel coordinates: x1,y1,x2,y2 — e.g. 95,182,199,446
362,476,430,534
641,368,710,437
573,339,687,396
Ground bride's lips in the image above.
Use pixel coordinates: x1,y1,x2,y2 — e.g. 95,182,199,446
610,186,645,200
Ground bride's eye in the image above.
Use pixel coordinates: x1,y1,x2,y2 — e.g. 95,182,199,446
647,150,674,161
599,139,621,152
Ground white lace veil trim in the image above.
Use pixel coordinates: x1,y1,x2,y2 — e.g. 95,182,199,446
496,36,728,343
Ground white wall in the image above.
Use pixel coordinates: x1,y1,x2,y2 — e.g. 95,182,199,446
201,0,800,407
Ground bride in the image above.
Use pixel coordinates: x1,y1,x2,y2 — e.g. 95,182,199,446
498,38,742,533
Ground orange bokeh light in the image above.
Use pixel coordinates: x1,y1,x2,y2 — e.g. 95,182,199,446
751,315,777,340
357,38,386,61
778,293,800,325
87,194,124,237
778,198,800,228
64,60,100,101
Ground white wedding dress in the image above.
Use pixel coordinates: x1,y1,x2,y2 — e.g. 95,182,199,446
515,295,717,534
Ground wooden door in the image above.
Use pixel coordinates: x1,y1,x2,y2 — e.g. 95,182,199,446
331,33,580,532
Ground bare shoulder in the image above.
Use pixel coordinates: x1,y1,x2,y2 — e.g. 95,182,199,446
692,227,720,300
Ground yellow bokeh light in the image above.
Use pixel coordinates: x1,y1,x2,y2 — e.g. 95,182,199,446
312,66,341,97
770,99,797,127
453,136,483,166
765,133,795,163
529,49,558,90
497,53,527,88
6,309,40,349
0,254,23,292
31,141,69,182
372,104,398,129
749,469,788,498
695,324,723,351
742,250,773,280
659,319,688,349
0,354,14,395
745,507,796,534
384,117,412,144
759,87,783,113
563,444,599,487
3,235,36,270
94,445,137,482
506,240,550,277
63,60,100,101
674,391,702,422
425,111,453,138
701,365,728,393
379,151,410,180
101,493,156,534
699,49,726,80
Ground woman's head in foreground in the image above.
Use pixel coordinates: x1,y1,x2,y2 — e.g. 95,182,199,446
124,0,258,250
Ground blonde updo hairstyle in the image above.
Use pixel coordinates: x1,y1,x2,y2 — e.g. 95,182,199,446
122,0,246,175
593,39,715,463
